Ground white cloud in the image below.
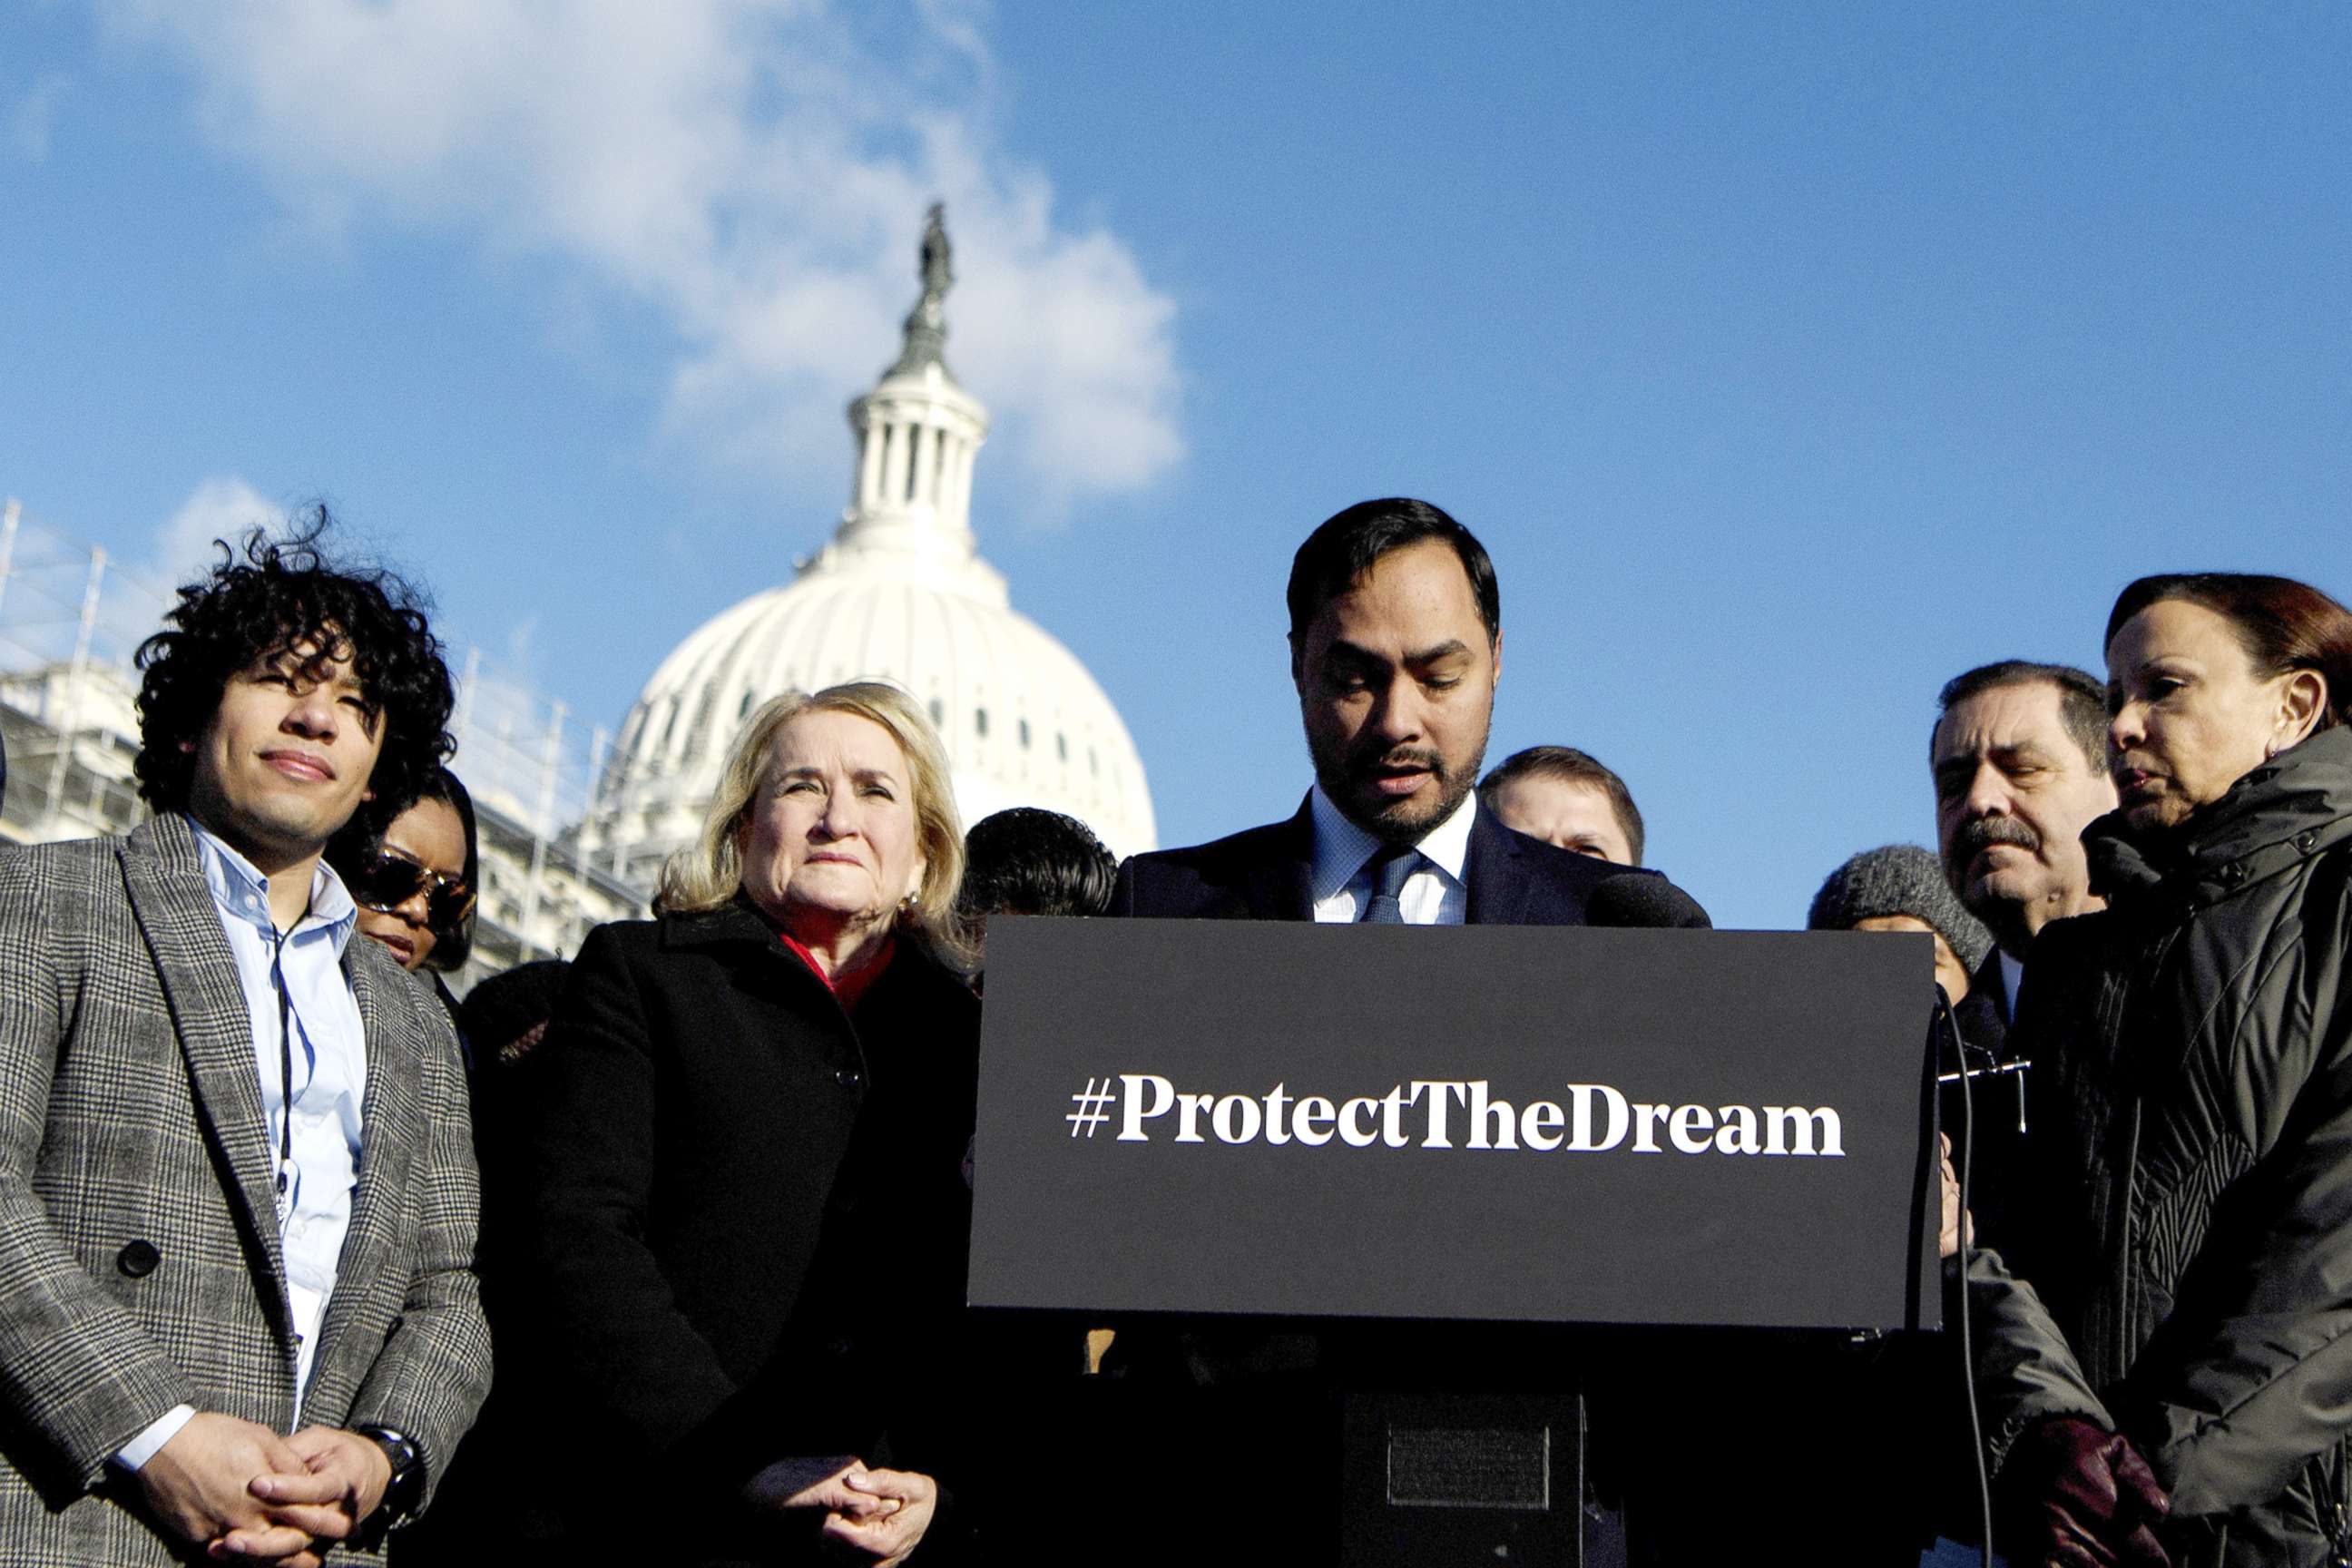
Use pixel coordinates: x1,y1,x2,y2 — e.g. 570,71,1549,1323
100,0,1183,512
8,75,71,162
149,475,287,591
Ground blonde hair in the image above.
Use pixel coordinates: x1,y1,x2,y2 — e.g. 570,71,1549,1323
655,681,971,970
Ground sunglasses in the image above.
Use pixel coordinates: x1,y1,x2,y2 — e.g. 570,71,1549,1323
348,850,476,932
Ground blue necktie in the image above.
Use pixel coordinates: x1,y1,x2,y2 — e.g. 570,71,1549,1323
1358,847,1420,925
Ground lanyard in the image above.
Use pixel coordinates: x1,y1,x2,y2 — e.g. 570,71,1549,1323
264,895,313,1220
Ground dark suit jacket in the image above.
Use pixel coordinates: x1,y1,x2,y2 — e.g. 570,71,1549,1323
522,900,979,1559
0,815,489,1565
1110,795,1633,926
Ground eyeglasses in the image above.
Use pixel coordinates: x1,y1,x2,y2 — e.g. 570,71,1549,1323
348,850,475,932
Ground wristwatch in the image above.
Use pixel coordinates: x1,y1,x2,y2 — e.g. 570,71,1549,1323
354,1424,426,1542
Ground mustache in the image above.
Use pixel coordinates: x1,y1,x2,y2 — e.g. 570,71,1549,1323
1952,816,2040,861
1348,744,1448,778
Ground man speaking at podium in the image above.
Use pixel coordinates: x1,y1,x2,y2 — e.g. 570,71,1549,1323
1112,495,1687,928
1101,497,1707,1561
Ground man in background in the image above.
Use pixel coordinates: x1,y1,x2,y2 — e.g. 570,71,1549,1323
956,806,1116,973
1478,744,1645,865
1931,661,2118,1022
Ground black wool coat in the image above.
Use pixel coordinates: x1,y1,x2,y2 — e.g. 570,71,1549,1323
518,898,979,1550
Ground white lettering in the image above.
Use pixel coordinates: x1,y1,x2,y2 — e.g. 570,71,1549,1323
1262,1083,1294,1146
1714,1105,1761,1155
1380,1083,1420,1149
1763,1106,1844,1157
1565,1084,1629,1152
1466,1081,1519,1151
1117,1073,1174,1142
1669,1102,1715,1154
1413,1081,1465,1147
1212,1093,1262,1145
1108,1076,1841,1161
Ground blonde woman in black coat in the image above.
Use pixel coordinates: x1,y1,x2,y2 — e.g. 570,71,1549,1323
522,682,978,1567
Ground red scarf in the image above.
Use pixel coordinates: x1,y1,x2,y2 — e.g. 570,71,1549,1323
776,929,894,1012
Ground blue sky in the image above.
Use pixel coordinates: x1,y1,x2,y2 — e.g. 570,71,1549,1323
4,2,2347,929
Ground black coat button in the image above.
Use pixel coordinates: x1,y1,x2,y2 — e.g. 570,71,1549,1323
117,1240,161,1279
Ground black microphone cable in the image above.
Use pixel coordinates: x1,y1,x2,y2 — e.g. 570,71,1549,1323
1933,989,1994,1568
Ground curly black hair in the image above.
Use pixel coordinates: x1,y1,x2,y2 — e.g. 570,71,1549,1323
134,506,455,817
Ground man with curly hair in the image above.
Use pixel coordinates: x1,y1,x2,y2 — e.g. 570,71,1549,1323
0,515,490,1565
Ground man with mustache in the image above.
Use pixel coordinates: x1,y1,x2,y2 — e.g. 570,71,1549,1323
1112,497,1668,926
1931,661,2119,1023
1101,498,1702,1563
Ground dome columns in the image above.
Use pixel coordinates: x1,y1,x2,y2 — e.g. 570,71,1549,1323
844,366,990,561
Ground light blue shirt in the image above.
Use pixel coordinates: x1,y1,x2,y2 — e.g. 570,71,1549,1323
189,818,368,1405
1307,783,1475,925
115,822,369,1469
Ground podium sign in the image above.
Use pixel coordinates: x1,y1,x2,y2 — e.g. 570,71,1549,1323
969,919,1941,1332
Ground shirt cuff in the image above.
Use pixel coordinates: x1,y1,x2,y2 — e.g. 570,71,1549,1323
113,1404,199,1472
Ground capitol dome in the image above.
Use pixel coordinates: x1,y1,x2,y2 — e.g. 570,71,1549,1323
576,207,1157,892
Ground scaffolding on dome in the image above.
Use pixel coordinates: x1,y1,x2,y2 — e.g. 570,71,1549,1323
0,496,642,989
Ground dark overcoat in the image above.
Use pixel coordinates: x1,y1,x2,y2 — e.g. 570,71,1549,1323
1977,724,2352,1567
521,899,979,1560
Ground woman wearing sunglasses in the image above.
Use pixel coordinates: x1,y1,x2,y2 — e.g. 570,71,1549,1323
325,764,478,978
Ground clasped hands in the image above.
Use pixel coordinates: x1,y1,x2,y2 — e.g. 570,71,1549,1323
779,1459,938,1566
134,1412,392,1566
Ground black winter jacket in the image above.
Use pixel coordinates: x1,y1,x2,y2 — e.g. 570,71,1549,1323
519,900,981,1562
1975,724,2352,1567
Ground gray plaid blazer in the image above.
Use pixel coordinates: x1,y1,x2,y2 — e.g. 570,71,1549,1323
0,814,491,1564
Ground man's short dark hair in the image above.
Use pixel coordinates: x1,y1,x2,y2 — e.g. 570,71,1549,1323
133,508,455,816
1934,661,2109,772
1286,498,1501,656
1476,746,1647,864
957,808,1118,923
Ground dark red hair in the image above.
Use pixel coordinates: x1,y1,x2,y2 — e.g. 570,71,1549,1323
2106,573,2352,732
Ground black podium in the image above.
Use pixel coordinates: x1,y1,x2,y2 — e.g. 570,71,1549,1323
968,919,1941,1562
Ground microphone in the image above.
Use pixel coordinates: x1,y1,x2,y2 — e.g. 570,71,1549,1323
1586,871,1712,929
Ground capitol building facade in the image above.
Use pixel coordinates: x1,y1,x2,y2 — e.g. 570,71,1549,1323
0,207,1154,988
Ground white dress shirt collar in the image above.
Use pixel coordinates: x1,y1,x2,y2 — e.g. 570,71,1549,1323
187,818,358,946
1307,783,1476,923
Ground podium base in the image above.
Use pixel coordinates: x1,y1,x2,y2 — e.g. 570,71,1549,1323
1340,1392,1624,1568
